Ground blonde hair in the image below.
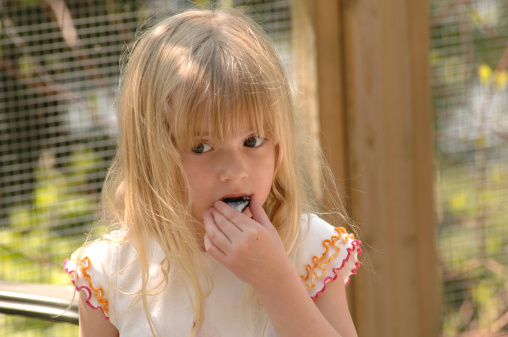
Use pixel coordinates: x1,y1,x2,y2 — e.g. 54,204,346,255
100,7,324,336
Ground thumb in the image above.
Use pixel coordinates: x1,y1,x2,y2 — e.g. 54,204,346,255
250,195,272,228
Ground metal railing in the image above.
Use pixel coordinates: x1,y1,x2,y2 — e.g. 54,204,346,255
0,281,78,325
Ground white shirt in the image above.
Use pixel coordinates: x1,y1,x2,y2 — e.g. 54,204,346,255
64,214,361,336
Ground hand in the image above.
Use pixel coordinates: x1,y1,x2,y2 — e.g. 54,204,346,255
204,197,357,337
203,195,292,291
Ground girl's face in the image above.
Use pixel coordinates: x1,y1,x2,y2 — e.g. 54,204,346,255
180,123,276,225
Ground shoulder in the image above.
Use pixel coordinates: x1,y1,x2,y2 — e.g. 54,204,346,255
65,229,132,276
63,229,133,320
297,214,362,298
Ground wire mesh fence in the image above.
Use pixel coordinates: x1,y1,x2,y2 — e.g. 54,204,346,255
430,0,508,335
0,0,291,335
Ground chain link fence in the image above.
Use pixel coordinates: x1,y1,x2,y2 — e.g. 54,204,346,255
431,0,508,335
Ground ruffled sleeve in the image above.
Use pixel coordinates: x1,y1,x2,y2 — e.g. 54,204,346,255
298,214,362,298
63,234,121,320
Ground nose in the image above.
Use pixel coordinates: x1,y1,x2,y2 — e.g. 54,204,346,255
218,149,248,182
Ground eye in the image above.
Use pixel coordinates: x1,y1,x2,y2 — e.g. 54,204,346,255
244,136,264,148
191,142,212,154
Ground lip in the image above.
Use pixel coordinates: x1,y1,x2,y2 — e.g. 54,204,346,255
219,193,251,201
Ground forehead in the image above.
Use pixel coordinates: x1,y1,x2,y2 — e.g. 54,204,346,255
167,86,278,150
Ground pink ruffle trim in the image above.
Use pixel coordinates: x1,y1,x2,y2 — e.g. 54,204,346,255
63,258,110,320
310,239,362,299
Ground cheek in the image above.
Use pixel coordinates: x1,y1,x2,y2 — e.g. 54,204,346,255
181,158,203,194
184,162,210,194
256,147,276,193
266,157,276,184
181,161,211,220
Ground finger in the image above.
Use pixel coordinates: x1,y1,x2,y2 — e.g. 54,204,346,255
203,210,232,251
204,234,227,262
213,200,249,230
210,207,243,237
249,195,272,228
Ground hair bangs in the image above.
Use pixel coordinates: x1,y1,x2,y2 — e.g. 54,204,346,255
168,32,285,152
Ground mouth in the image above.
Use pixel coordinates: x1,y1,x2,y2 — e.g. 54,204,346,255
222,196,251,213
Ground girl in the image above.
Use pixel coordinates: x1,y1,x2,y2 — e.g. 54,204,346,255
64,8,361,337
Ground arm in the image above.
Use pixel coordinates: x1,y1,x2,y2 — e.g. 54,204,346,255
254,260,357,337
78,291,119,337
312,271,358,337
203,196,358,337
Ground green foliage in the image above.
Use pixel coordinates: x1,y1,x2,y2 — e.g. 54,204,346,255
18,0,40,7
18,55,36,78
438,162,508,335
0,145,103,334
0,315,78,337
432,1,508,331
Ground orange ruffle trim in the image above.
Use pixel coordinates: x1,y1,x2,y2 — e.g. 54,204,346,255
80,256,110,315
300,227,356,290
64,256,109,318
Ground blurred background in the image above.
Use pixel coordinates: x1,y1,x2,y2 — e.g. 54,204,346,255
0,0,507,336
432,1,508,336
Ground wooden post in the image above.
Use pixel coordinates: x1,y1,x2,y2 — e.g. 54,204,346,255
292,0,349,199
292,0,440,336
291,0,322,197
342,0,440,335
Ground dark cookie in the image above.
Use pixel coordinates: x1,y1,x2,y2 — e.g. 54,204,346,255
222,196,251,213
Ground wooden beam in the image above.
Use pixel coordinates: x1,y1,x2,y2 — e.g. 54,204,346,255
409,0,441,334
292,0,349,202
291,0,321,197
292,0,440,335
293,0,358,315
341,0,440,336
311,0,357,317
313,0,348,190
